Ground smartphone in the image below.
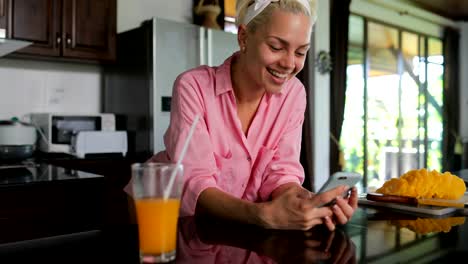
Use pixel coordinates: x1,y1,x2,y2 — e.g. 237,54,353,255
317,171,361,206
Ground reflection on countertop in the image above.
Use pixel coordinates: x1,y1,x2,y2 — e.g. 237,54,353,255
175,215,357,264
0,161,103,185
390,217,466,235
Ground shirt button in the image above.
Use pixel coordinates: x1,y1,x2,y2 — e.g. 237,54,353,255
247,156,252,161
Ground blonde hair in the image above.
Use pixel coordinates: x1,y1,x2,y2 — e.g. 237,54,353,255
236,0,317,33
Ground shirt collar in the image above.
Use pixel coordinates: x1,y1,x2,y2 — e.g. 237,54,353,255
214,52,237,96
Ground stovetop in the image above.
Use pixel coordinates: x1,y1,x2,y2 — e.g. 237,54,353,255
0,160,103,185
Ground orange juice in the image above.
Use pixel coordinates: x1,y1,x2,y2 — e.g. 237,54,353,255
135,198,181,255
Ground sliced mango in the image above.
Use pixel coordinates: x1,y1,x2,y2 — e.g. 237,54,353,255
376,168,466,200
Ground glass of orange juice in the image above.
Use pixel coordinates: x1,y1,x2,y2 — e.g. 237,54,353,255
131,162,184,263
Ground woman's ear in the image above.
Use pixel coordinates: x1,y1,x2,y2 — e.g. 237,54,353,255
237,24,248,53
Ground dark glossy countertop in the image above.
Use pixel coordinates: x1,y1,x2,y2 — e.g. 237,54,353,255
1,162,468,263
176,208,468,264
4,205,467,263
0,162,103,185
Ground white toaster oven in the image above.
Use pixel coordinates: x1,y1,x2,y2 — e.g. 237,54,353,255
30,113,116,154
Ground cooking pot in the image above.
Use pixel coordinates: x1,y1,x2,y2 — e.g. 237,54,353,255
0,118,37,161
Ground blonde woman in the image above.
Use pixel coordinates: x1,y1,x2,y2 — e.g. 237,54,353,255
151,0,358,230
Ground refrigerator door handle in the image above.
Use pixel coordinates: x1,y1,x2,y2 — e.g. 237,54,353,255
199,27,206,65
207,29,213,67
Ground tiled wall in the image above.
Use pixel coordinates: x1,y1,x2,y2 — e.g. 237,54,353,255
0,58,101,121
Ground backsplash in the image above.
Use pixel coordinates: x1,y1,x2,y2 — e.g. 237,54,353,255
0,58,101,121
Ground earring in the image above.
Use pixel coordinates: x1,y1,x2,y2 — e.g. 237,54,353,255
241,46,246,53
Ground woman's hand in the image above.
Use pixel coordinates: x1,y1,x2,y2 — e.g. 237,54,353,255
258,184,350,230
329,187,358,226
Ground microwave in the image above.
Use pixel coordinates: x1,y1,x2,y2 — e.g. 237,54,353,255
30,113,116,153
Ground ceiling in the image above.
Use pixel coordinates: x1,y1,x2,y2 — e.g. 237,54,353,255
403,0,468,21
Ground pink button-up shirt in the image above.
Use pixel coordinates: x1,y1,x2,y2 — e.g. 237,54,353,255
151,52,306,216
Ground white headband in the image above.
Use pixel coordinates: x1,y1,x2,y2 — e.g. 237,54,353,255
241,0,311,26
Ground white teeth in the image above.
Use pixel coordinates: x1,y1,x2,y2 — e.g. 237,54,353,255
268,69,288,78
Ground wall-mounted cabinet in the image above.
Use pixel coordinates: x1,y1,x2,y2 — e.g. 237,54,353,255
1,0,116,61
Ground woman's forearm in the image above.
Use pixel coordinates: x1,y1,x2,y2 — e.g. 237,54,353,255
196,187,268,227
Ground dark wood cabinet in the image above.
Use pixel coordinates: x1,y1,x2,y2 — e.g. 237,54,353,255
3,0,116,61
62,0,116,60
7,0,60,56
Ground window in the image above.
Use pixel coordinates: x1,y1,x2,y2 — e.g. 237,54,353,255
224,0,237,33
342,15,444,191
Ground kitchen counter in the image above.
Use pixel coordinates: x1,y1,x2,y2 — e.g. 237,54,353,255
33,152,148,189
0,163,106,245
176,209,468,263
1,163,468,263
0,162,103,185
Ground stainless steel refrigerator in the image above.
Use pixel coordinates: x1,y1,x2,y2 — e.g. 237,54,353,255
103,17,238,159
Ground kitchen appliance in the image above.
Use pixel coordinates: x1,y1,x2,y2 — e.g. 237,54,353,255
0,29,31,57
0,119,37,161
71,131,128,158
30,113,116,154
103,17,238,157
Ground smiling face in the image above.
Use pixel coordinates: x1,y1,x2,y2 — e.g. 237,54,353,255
239,9,312,94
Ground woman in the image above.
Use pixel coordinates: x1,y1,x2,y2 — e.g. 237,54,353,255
151,0,358,230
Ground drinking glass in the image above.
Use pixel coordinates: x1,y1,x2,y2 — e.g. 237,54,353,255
131,162,184,263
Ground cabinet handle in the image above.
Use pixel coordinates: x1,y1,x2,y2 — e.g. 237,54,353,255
56,34,61,45
66,37,71,46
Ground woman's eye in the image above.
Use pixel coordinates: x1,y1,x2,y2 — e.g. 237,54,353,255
270,46,282,51
296,52,306,57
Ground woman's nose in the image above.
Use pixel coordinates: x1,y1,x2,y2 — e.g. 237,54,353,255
280,51,295,69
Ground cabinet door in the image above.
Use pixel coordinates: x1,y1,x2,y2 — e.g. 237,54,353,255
62,0,116,61
9,0,61,56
